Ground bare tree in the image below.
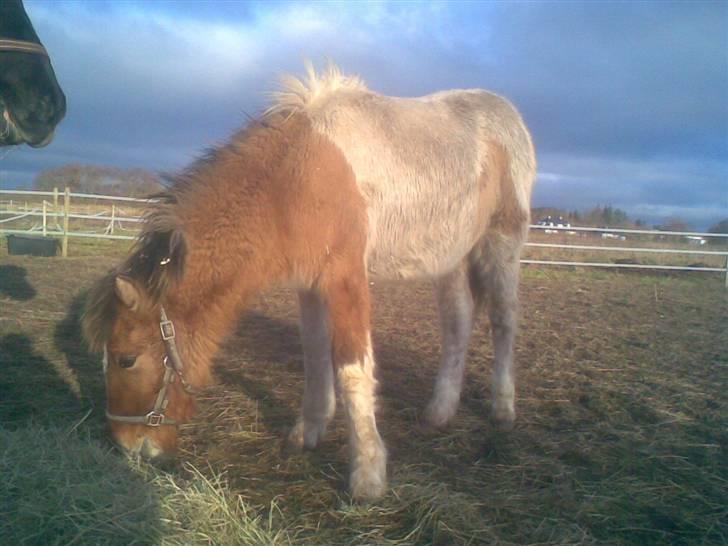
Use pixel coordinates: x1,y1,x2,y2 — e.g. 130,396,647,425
33,164,163,197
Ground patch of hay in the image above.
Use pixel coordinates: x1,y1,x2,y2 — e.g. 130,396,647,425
0,426,292,545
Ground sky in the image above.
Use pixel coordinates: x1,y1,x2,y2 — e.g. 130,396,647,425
2,0,726,229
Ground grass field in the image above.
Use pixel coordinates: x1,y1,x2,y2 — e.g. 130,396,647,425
1,240,726,544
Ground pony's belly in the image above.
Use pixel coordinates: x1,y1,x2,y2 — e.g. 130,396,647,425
363,189,486,280
365,226,477,280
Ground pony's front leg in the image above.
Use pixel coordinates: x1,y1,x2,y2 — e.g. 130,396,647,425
326,272,387,500
288,290,336,450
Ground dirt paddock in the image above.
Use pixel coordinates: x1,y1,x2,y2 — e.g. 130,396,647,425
1,250,726,544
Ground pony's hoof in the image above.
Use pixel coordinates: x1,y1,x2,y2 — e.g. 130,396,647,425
349,441,387,501
286,419,326,451
286,422,305,451
422,400,457,429
421,414,450,432
491,403,516,430
350,466,387,501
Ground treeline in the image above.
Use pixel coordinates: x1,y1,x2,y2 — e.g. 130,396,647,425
533,206,636,227
532,205,727,236
33,164,163,198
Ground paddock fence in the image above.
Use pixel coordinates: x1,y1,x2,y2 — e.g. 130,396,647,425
2,188,727,286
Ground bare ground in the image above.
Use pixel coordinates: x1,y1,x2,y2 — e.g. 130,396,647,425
1,248,726,545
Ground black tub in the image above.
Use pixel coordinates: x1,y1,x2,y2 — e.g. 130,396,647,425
6,234,59,257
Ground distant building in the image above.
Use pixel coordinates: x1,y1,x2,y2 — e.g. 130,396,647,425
536,215,577,235
537,215,570,228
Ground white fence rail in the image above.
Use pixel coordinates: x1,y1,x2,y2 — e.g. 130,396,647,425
2,188,727,286
524,225,728,286
0,188,153,254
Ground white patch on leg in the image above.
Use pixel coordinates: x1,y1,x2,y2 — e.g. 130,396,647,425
424,368,464,427
338,340,387,500
492,374,515,427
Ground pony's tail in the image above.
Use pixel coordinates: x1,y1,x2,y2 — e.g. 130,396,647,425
467,227,528,320
467,236,490,316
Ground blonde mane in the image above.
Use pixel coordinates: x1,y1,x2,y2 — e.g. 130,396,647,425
265,61,367,118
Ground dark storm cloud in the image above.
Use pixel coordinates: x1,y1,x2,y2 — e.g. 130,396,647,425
482,2,727,160
1,1,725,229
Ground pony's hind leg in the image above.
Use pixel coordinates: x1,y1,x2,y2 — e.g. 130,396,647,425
325,267,387,500
423,265,474,428
472,233,524,429
288,289,336,450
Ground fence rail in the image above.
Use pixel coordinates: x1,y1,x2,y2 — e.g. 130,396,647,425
2,188,727,286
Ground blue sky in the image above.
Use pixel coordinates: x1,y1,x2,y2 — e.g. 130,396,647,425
2,0,726,229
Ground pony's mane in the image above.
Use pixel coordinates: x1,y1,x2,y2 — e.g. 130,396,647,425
122,197,187,299
82,272,117,352
82,191,187,352
83,63,355,352
265,61,367,118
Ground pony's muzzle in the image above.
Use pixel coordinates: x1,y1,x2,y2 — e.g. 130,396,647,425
113,433,169,462
140,437,165,460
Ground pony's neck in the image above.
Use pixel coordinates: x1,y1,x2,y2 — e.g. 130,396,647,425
159,118,301,380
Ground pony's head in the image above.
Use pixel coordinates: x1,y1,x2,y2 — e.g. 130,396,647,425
82,220,193,459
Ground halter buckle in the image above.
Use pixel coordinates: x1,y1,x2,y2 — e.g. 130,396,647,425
145,411,165,427
160,320,175,340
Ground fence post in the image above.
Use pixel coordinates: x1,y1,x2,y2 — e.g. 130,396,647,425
61,187,70,257
110,204,115,235
42,200,47,236
53,187,58,209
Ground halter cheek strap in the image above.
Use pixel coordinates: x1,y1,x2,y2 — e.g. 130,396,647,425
106,306,195,427
105,355,179,427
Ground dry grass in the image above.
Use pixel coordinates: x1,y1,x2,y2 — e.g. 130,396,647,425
1,426,292,545
1,240,726,544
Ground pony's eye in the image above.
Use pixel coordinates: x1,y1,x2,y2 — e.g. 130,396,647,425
117,355,137,369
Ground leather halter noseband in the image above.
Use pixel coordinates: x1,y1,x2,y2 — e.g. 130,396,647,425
106,307,195,427
0,39,48,56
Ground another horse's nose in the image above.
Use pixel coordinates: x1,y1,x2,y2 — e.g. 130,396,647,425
27,128,54,148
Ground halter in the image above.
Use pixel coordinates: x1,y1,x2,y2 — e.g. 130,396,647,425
105,306,195,427
0,39,48,57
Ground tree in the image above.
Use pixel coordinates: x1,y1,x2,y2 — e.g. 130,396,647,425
658,217,692,233
33,164,163,197
708,218,728,246
582,205,631,227
708,218,728,234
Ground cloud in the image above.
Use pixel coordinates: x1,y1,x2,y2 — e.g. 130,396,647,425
535,153,728,228
2,1,726,230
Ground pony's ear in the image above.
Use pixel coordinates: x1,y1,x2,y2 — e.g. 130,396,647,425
114,276,146,312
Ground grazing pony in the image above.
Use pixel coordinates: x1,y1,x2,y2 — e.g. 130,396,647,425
82,64,535,500
0,0,66,147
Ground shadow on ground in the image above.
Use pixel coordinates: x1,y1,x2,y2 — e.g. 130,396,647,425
214,310,303,433
1,292,165,544
54,292,107,431
0,264,36,300
0,333,84,427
